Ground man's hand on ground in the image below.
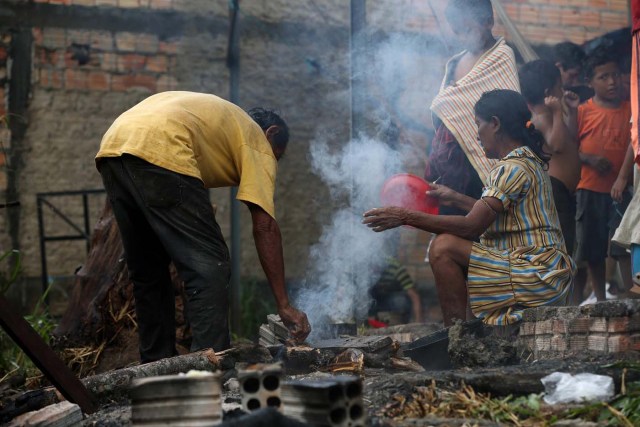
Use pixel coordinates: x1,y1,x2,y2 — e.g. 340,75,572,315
278,305,311,343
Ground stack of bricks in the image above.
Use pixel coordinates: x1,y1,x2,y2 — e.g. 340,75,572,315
32,2,180,93
518,300,640,361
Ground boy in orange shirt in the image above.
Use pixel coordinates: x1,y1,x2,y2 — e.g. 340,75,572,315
573,48,632,303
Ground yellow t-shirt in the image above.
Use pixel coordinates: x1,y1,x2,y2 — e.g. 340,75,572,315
96,91,277,218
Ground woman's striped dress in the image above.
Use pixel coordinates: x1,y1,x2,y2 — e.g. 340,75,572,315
467,146,576,325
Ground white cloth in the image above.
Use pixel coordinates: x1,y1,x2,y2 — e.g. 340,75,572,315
612,167,640,248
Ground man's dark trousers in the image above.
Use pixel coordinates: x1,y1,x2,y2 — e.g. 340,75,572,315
98,154,231,363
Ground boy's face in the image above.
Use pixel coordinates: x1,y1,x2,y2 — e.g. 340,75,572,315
589,62,621,103
448,15,492,51
546,77,564,99
558,65,581,88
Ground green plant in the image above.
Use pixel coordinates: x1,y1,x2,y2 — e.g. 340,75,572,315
234,277,276,341
0,251,57,383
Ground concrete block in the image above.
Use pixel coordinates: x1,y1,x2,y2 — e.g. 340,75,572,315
282,376,365,427
130,373,222,426
8,401,82,427
238,363,283,413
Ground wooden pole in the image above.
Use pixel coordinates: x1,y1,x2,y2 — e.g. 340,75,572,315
0,296,96,414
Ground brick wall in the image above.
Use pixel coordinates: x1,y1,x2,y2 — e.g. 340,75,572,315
369,0,630,45
2,0,352,283
0,1,633,318
518,300,640,360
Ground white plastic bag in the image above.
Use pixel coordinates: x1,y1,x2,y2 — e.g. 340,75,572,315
541,372,614,404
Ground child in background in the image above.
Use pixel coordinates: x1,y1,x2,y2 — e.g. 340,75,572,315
519,59,581,254
573,47,632,304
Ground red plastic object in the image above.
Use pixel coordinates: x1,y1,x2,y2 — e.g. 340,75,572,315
367,317,388,328
380,173,439,214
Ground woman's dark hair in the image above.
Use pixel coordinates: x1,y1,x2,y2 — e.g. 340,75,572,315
474,89,550,167
247,107,289,149
519,59,561,105
445,0,493,26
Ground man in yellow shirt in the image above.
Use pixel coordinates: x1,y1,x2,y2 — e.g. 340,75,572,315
96,91,310,362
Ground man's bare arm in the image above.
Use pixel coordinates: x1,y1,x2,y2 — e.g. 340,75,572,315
246,202,310,342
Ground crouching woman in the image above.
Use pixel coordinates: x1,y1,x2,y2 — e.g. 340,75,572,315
364,89,575,326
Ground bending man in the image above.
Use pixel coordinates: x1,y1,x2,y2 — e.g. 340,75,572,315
96,91,311,362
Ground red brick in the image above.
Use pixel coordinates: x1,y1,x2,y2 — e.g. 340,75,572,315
601,11,628,30
146,55,167,73
568,317,590,334
42,28,66,49
561,9,583,27
518,5,540,24
568,335,588,351
111,74,156,92
66,29,91,44
587,334,608,352
552,319,568,335
39,68,50,87
608,334,630,352
159,40,178,55
535,335,551,351
88,71,110,90
91,30,113,51
149,0,171,8
50,70,63,88
589,318,608,333
538,5,564,26
135,34,159,53
535,319,553,335
99,52,118,71
115,32,137,52
608,317,629,333
38,69,62,89
550,335,567,352
64,69,88,89
118,0,139,7
117,53,146,72
32,28,43,45
609,0,630,11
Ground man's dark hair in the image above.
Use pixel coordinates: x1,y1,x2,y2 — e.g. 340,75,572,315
584,46,618,80
519,60,561,105
554,42,586,71
445,0,493,26
247,108,289,149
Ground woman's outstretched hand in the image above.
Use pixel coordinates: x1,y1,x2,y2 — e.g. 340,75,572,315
363,207,408,232
426,182,458,206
